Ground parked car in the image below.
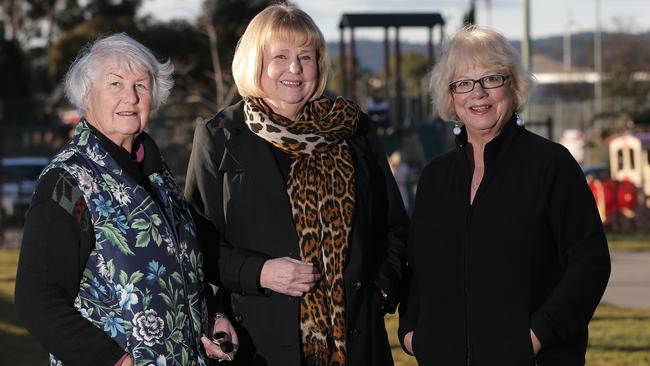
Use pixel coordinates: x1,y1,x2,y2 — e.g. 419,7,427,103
1,157,50,223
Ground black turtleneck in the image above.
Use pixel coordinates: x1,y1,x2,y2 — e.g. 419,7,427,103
15,123,162,366
398,115,610,365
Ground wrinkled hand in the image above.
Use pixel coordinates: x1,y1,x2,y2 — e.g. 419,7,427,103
201,314,239,362
403,331,414,355
530,329,542,356
120,355,134,366
260,257,321,296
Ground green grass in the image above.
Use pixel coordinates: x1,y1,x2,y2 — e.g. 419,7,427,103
585,305,650,365
2,240,650,365
0,248,49,365
606,233,650,252
385,305,650,366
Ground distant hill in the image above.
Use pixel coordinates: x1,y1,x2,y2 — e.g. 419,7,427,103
327,31,650,74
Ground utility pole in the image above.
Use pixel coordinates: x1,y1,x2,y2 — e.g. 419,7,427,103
522,0,532,71
563,13,574,71
484,0,493,27
594,0,603,113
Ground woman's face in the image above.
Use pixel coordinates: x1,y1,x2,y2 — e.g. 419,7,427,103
260,39,318,120
452,65,515,140
85,57,152,151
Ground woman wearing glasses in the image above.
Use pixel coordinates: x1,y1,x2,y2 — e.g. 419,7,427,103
398,26,610,365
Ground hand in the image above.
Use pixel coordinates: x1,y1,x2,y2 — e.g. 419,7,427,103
404,331,414,355
259,257,321,296
201,314,239,362
120,355,134,366
530,329,542,356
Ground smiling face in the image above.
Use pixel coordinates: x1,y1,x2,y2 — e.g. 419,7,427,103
452,65,515,143
260,39,318,120
85,57,152,152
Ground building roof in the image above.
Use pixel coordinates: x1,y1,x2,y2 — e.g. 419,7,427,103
339,13,445,29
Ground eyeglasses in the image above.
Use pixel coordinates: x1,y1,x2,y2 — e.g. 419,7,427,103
449,74,509,94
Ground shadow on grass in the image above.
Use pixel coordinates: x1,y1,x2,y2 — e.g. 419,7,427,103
587,344,650,352
0,294,48,365
592,315,650,322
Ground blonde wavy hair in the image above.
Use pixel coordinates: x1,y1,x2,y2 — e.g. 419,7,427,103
232,4,328,100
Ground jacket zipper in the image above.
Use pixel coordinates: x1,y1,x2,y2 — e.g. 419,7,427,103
464,202,472,366
461,141,473,366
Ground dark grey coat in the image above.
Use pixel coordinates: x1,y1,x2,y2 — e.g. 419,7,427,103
185,100,409,366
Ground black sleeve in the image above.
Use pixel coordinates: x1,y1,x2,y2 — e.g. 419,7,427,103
530,147,611,346
185,121,270,296
362,118,410,312
14,168,125,366
398,165,433,353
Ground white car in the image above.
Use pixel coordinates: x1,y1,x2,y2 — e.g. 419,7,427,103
1,157,49,220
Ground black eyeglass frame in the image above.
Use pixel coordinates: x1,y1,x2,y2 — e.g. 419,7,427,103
449,74,510,94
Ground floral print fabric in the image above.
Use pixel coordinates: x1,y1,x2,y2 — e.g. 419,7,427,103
43,121,208,366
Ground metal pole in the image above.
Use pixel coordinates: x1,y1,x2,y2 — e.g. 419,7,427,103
349,27,357,101
339,26,347,97
563,13,574,71
485,0,493,27
384,27,390,99
427,26,434,69
563,27,572,71
594,0,603,113
394,26,402,131
522,0,531,71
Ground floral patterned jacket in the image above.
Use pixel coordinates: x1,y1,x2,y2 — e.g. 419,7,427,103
42,121,209,366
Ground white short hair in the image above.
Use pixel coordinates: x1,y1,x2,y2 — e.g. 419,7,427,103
63,33,174,114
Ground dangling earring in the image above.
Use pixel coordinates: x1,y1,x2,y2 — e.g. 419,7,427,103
515,113,525,126
453,122,462,135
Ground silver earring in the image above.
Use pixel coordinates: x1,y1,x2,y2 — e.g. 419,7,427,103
453,122,462,135
516,113,525,126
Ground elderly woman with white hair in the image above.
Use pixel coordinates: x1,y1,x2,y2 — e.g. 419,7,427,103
398,26,610,365
15,33,236,366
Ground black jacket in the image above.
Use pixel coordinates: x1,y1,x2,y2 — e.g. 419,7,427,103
185,101,409,366
398,116,610,366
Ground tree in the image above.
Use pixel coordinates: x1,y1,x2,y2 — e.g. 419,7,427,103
50,19,137,78
0,26,32,121
400,52,429,96
603,32,650,103
47,0,141,82
198,0,274,110
462,0,476,27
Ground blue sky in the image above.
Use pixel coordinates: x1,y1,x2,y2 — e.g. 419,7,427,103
140,0,650,42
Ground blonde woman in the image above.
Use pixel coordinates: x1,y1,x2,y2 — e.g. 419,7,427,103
185,4,408,366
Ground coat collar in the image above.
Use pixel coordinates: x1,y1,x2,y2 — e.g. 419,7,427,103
214,100,370,166
214,101,295,214
84,120,163,184
211,101,372,242
454,113,524,196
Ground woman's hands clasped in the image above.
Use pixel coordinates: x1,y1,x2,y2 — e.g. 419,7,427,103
201,314,239,362
260,257,321,296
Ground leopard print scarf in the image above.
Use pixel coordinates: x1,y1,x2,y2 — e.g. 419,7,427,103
244,96,359,366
